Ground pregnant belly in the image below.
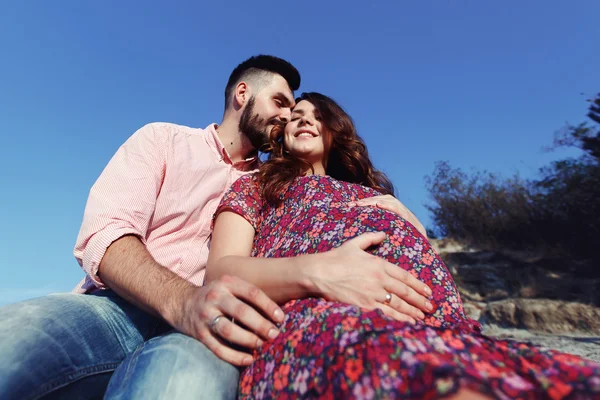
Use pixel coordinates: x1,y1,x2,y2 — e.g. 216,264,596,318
256,205,422,263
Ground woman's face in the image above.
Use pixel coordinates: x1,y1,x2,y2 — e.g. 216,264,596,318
283,100,327,170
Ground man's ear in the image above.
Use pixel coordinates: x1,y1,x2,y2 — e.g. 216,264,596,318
234,82,250,108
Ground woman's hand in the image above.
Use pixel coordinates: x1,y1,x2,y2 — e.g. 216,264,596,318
307,232,434,324
349,195,428,238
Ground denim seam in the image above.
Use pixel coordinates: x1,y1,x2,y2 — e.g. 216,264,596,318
93,300,139,355
30,362,120,400
119,340,146,390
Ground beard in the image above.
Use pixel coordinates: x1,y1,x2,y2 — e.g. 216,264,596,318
238,96,271,150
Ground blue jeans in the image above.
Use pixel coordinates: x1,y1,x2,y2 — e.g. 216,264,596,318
0,291,239,400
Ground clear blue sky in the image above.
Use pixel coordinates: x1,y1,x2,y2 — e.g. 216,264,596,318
1,1,598,306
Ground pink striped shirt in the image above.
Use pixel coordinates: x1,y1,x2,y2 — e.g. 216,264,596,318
73,123,257,293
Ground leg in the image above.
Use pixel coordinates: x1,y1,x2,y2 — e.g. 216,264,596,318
105,331,240,400
0,291,166,400
444,388,494,400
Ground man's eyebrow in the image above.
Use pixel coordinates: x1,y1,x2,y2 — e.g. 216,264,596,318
275,92,294,107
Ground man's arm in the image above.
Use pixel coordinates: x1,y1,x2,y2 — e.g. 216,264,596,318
74,123,166,290
99,235,184,319
99,235,283,366
75,124,283,366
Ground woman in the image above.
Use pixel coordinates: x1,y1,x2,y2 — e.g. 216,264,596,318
207,93,600,399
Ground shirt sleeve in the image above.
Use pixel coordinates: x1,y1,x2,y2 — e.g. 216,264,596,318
214,173,264,231
73,123,167,290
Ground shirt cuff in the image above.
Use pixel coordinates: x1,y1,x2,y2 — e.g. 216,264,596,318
82,227,146,290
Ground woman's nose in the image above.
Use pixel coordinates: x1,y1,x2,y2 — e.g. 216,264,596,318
299,116,313,126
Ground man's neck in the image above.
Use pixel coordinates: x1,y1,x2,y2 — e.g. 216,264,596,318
215,119,257,163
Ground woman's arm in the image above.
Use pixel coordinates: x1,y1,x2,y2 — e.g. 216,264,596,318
207,210,431,323
206,210,315,304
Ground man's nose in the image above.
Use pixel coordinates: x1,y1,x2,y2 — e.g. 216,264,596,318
280,108,291,123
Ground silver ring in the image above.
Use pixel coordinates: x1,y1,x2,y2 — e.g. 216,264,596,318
211,315,225,333
384,292,393,304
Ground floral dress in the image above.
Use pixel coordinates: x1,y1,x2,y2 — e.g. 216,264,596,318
216,174,600,399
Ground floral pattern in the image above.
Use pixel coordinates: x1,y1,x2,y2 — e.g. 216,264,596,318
216,174,600,399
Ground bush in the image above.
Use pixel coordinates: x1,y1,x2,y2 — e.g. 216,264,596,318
426,93,600,267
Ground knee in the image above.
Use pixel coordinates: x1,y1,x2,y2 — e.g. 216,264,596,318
0,295,72,357
0,295,86,394
149,332,239,382
110,333,239,400
0,293,118,364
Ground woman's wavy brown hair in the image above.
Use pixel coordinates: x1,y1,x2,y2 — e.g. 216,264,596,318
258,92,395,205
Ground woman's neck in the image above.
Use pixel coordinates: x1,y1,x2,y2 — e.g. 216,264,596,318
303,162,326,176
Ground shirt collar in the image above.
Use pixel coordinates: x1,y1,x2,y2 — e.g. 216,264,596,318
204,123,258,171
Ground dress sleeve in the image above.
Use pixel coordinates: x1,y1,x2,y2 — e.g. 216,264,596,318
214,173,264,230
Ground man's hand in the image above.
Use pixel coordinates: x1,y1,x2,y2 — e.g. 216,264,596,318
306,232,433,324
99,236,284,367
349,195,428,238
166,275,285,367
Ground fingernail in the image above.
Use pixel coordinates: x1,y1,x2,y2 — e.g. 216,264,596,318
256,339,264,348
425,301,433,311
268,328,280,339
410,318,417,325
243,356,253,365
348,202,356,206
424,286,432,296
418,311,425,320
274,309,284,322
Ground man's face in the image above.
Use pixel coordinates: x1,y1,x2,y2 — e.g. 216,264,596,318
239,74,295,150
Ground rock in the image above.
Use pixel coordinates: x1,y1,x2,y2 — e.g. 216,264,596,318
429,238,473,255
462,300,487,320
453,263,513,301
481,298,600,335
439,247,600,304
481,325,600,363
434,238,600,362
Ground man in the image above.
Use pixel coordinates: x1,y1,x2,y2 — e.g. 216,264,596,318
0,55,431,399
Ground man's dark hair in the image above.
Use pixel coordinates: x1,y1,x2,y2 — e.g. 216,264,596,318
224,55,301,109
